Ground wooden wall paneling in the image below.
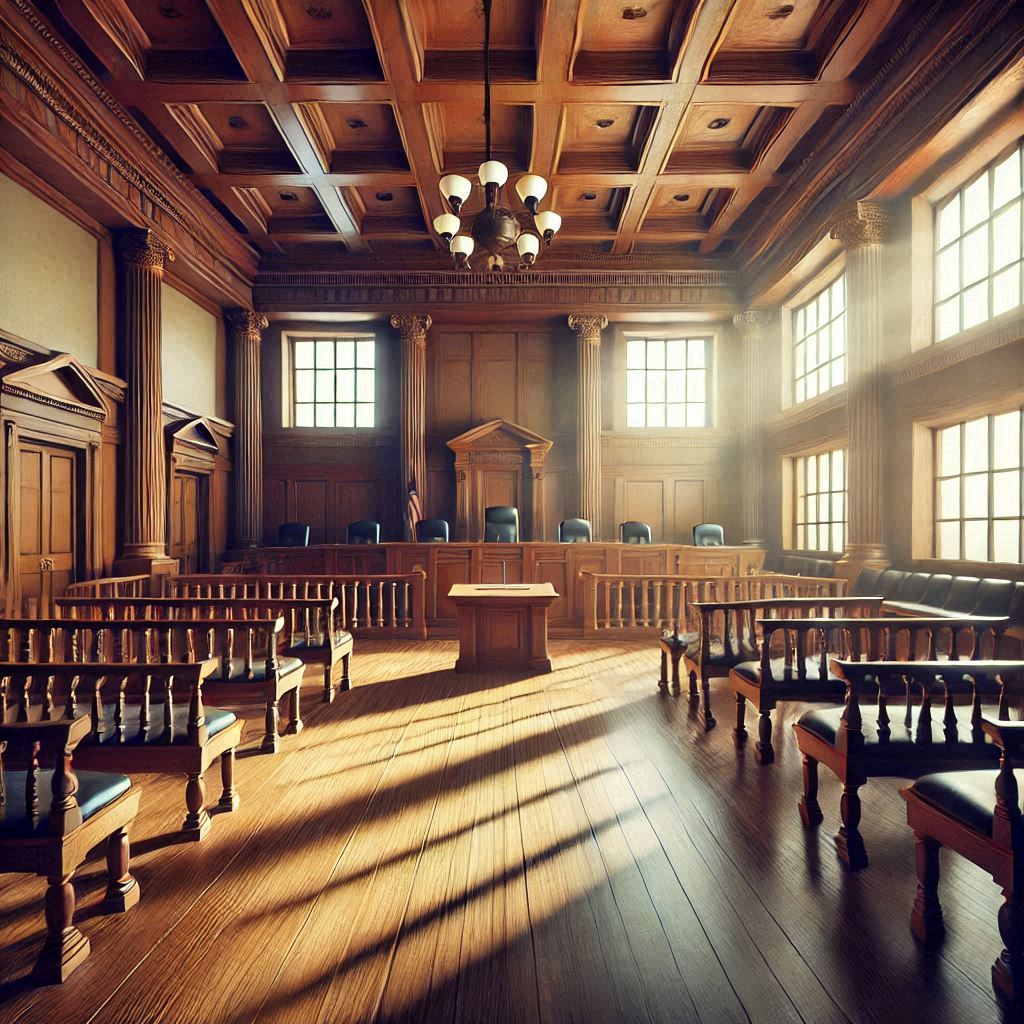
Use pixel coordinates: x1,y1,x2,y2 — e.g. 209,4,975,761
623,478,667,541
673,478,706,542
472,333,519,425
293,479,331,543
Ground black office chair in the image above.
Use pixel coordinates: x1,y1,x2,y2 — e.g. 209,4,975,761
619,521,652,544
693,523,724,546
277,522,310,547
415,518,449,543
558,518,592,543
484,506,519,543
346,519,381,544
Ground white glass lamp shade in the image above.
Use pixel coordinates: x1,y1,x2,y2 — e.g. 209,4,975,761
516,233,540,258
515,174,548,212
478,160,509,188
534,210,562,241
432,213,461,242
450,235,475,257
439,174,472,211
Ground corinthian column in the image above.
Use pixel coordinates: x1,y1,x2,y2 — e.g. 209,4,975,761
390,313,432,538
830,201,889,576
115,229,174,574
733,310,775,546
227,310,269,548
568,313,607,540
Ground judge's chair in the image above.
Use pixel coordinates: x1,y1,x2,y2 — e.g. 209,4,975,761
558,518,592,543
693,523,725,546
415,518,450,543
346,520,381,544
485,507,519,543
0,715,142,983
620,521,652,545
277,522,310,547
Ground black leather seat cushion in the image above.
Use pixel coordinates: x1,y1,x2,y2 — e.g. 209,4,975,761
797,706,999,764
0,768,132,837
895,573,932,603
973,579,1015,617
911,769,1016,835
701,636,756,666
850,568,883,596
91,703,237,745
732,658,843,688
208,655,304,682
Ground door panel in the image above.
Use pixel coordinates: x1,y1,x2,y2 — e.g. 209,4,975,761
169,471,202,573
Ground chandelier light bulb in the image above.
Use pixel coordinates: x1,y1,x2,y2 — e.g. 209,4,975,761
439,174,472,212
515,174,548,214
516,232,540,268
450,234,475,269
534,210,562,243
478,160,509,189
432,213,461,244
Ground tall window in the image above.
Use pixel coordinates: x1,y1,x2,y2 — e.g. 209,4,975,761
626,336,709,428
792,276,845,404
793,448,847,552
934,408,1023,563
935,139,1023,342
292,336,375,428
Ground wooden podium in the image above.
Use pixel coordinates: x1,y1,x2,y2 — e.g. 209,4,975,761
448,583,558,673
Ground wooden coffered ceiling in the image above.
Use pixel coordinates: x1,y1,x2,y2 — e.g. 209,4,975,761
28,0,1012,281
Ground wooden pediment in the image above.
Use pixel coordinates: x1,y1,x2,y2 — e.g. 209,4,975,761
167,417,220,455
0,354,107,419
446,419,553,455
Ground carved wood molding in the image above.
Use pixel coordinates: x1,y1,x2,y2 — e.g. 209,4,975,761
889,313,1024,385
601,431,736,449
568,313,608,346
0,340,35,364
389,313,432,347
829,202,888,249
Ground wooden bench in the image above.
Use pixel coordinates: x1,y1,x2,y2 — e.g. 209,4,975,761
0,713,141,982
738,615,1007,767
792,654,1013,871
899,676,1024,1001
1,661,241,841
49,605,305,754
684,597,884,731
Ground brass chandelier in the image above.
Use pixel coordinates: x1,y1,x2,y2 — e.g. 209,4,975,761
431,0,561,271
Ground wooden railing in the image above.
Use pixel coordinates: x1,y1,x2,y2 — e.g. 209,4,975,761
163,571,428,640
64,574,150,599
578,571,846,637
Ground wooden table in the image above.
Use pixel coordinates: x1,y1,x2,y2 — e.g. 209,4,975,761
447,583,559,673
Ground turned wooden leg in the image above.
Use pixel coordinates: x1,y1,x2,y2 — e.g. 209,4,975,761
324,660,337,703
261,698,281,754
910,833,944,946
182,771,211,840
798,754,824,827
670,650,683,697
755,711,775,765
993,888,1024,1001
102,828,140,912
341,652,352,692
284,684,304,736
733,693,747,744
688,669,699,702
32,872,90,983
218,748,240,812
658,649,669,693
699,672,716,730
835,780,869,870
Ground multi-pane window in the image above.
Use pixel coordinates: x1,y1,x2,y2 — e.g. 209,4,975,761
793,449,847,552
292,336,375,428
793,276,846,403
626,336,709,428
934,408,1023,563
935,139,1023,342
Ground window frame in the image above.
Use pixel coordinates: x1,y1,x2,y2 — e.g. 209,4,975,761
285,331,377,430
790,447,848,554
622,333,713,430
791,274,847,406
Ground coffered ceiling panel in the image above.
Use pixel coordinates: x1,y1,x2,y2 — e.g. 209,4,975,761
666,103,794,172
556,104,659,173
425,102,533,175
294,102,410,173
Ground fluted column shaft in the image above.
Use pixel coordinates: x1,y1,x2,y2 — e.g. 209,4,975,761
831,202,889,570
227,311,269,548
734,311,774,545
391,314,431,538
117,230,173,561
569,313,607,540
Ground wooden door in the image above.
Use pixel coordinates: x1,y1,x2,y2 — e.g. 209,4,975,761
170,471,202,573
18,443,77,610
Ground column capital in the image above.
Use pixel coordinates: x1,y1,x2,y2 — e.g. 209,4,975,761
226,309,269,340
568,313,608,346
117,229,175,270
829,201,887,250
732,310,776,337
390,313,432,347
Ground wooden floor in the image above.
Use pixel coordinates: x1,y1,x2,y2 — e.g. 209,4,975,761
0,641,1015,1023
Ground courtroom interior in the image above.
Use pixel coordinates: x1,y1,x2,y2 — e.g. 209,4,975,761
1,0,1024,1021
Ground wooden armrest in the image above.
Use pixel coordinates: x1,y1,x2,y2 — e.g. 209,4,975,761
0,713,91,754
981,718,1024,756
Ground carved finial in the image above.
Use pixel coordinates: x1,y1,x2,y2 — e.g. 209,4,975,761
390,314,432,347
226,310,269,340
118,229,175,269
568,313,608,346
830,201,887,249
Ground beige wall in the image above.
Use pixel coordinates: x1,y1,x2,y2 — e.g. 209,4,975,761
161,282,219,417
0,172,99,366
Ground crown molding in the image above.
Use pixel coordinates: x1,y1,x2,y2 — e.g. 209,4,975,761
601,430,736,449
264,431,398,449
768,387,848,430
